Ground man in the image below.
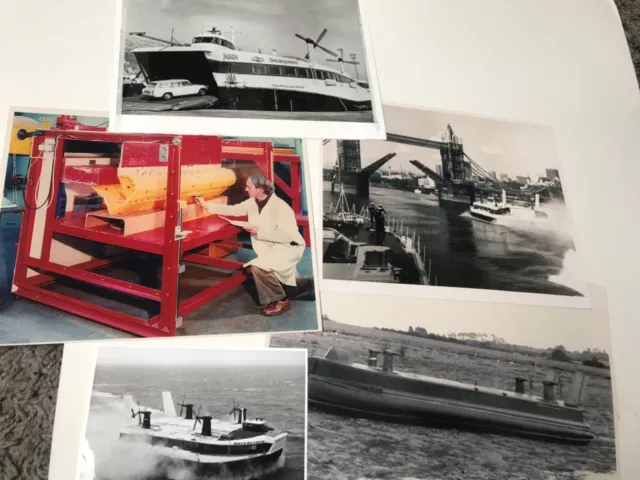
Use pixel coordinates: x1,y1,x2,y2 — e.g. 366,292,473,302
374,204,387,245
195,174,306,316
368,203,376,231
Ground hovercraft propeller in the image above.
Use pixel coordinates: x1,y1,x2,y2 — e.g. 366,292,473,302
294,28,338,61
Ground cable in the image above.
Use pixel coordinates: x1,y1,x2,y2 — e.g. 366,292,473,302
22,154,54,211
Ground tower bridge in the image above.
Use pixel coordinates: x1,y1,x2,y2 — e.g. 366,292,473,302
331,125,561,205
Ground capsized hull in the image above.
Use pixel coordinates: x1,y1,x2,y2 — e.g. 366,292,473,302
308,357,594,445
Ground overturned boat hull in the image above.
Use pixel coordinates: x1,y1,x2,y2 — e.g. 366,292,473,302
308,356,594,445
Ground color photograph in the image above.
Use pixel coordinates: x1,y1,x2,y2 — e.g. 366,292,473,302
113,0,384,139
0,109,320,345
77,346,306,480
321,104,589,307
271,289,617,480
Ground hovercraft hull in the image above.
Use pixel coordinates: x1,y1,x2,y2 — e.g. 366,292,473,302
308,356,594,445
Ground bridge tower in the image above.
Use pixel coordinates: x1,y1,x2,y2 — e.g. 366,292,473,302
440,124,471,182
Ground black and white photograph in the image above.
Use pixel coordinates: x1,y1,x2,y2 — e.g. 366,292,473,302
113,0,384,138
271,290,617,480
322,104,589,307
77,346,307,480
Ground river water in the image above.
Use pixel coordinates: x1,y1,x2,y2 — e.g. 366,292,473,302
323,181,586,296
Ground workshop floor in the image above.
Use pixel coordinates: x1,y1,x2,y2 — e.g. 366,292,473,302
0,227,319,344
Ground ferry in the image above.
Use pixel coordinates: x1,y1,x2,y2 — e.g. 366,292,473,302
117,392,287,478
469,190,548,225
130,27,371,112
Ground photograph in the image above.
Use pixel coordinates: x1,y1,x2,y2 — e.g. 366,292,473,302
321,104,589,307
77,346,306,480
0,109,320,345
271,289,617,480
113,0,384,138
0,343,64,480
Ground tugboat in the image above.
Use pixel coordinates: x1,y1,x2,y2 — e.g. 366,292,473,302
117,392,287,478
308,347,594,445
129,26,371,112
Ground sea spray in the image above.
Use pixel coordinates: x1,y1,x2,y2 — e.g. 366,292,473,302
548,249,588,296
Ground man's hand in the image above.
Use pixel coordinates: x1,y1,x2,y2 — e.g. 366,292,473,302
245,226,258,235
194,196,206,208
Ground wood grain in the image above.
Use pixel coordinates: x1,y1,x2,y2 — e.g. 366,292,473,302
0,344,63,480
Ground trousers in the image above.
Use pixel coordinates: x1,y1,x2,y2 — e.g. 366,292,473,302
252,266,287,306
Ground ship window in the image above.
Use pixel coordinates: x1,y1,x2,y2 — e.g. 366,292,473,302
268,65,281,76
296,68,309,78
253,64,267,75
282,66,296,77
363,251,387,267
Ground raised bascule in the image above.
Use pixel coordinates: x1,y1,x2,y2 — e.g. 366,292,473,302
336,124,560,210
12,116,309,337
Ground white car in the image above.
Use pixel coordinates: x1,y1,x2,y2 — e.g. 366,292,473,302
141,79,208,100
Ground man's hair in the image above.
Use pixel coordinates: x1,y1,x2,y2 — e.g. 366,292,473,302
248,174,274,195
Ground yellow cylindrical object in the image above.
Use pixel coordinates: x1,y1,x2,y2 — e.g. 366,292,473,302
9,118,51,155
93,164,236,215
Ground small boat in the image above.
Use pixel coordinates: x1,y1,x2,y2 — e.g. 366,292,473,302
469,190,548,225
308,347,594,445
322,228,401,283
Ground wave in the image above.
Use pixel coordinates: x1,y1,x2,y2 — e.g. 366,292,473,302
92,391,121,399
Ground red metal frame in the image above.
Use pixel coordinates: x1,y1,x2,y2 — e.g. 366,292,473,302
12,122,311,338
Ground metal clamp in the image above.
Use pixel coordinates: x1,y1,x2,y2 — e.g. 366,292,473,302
175,226,192,240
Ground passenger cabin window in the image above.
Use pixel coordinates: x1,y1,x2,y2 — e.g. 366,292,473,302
253,64,267,75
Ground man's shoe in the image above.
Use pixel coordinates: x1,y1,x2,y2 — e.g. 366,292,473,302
262,299,291,316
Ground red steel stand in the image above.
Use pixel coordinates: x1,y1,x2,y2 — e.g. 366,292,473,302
12,125,310,337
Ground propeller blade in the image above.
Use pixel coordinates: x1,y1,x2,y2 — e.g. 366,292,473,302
326,58,340,62
318,45,338,57
315,28,328,45
344,60,360,65
294,33,307,41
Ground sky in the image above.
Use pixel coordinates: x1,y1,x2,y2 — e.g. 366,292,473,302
97,346,306,366
125,0,369,80
324,106,561,179
321,288,612,353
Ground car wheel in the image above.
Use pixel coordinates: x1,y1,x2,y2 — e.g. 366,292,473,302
198,88,207,96
162,92,173,101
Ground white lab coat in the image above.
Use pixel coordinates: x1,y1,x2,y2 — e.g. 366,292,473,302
204,194,305,286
